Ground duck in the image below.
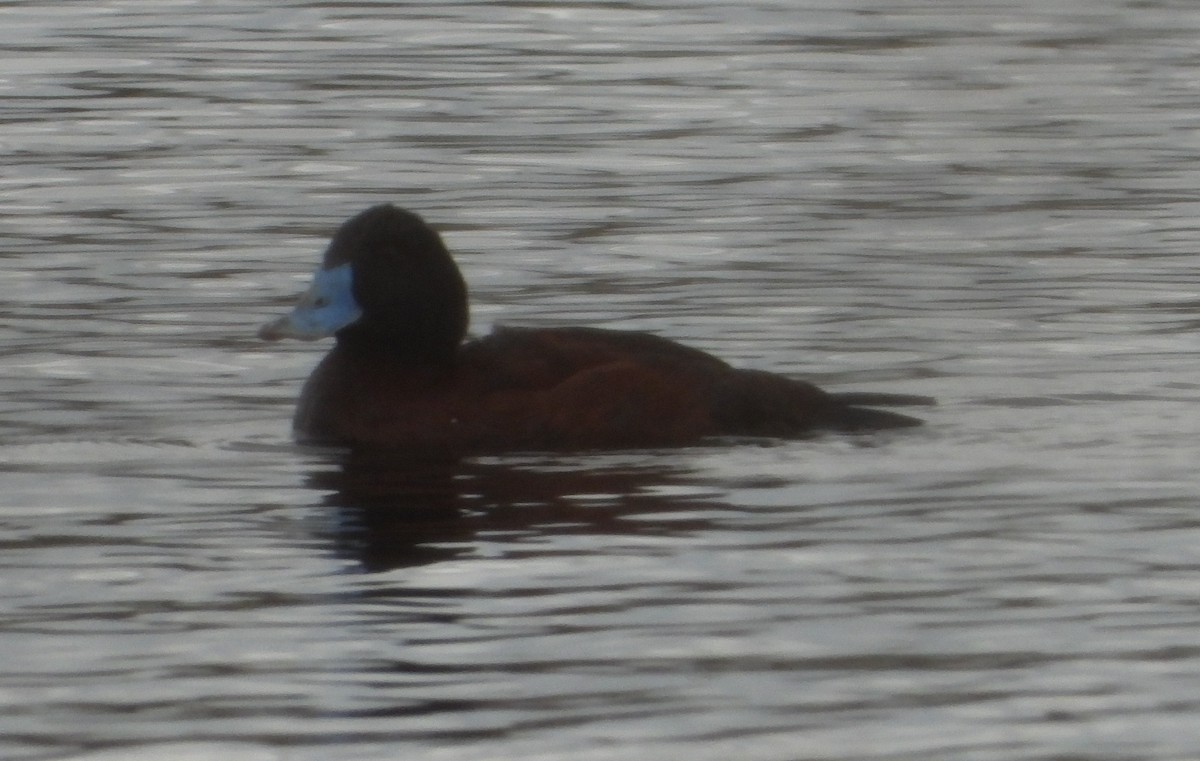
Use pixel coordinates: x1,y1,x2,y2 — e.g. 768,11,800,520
259,204,928,451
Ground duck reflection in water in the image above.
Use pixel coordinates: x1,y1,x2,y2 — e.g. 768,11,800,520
309,450,728,572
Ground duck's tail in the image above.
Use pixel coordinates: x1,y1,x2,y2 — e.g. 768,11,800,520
828,403,925,430
712,370,932,434
827,391,936,408
825,391,933,430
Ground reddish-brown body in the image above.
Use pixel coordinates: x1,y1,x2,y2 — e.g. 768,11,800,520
294,326,891,451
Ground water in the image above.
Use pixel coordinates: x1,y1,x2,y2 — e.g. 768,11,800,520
3,1,1200,759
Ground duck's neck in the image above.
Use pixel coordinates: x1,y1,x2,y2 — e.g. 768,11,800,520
334,324,462,366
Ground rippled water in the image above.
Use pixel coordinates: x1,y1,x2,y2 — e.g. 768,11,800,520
4,1,1200,759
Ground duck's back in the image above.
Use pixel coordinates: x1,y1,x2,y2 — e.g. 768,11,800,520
459,326,729,392
464,327,921,441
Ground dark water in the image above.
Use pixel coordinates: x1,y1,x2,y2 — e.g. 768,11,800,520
4,1,1200,759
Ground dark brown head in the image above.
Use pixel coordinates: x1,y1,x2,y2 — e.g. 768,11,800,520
260,204,469,361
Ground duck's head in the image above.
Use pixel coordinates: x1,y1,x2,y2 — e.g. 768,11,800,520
259,204,469,360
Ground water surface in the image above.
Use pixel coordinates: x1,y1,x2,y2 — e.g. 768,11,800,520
4,1,1200,759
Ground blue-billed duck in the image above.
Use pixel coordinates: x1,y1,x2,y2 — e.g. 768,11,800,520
260,204,927,450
